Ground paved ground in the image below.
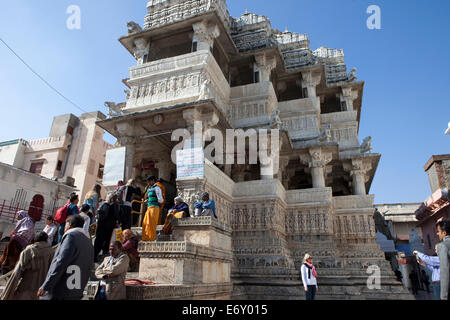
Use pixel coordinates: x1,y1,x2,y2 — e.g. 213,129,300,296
413,289,436,300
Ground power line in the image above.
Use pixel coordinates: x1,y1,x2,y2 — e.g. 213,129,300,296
0,37,88,114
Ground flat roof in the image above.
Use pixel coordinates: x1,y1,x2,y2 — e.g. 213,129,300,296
424,154,450,171
0,139,21,147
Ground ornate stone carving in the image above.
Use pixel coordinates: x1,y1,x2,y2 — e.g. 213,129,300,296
300,148,332,169
132,38,150,65
347,67,357,82
270,109,282,129
198,79,212,100
104,101,123,117
127,21,142,35
318,124,332,142
360,136,373,153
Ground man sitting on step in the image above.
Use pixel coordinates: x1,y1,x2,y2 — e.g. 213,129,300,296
162,196,190,235
194,192,217,219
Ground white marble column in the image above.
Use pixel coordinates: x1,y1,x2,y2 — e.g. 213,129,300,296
254,54,276,82
344,159,372,195
301,71,321,98
192,21,220,51
120,137,136,182
340,87,359,112
300,147,332,189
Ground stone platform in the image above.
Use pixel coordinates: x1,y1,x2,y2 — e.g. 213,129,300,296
126,217,233,300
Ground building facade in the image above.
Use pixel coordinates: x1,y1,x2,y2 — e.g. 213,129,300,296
97,0,411,299
0,111,112,203
415,155,450,256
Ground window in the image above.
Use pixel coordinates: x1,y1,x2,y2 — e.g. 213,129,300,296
192,41,198,52
253,70,260,83
67,126,74,135
56,160,63,171
302,87,308,98
341,101,347,111
30,161,44,174
97,164,104,179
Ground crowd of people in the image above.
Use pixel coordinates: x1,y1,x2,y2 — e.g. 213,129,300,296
0,176,217,300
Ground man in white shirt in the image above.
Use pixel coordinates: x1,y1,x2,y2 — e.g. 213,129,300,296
43,216,57,246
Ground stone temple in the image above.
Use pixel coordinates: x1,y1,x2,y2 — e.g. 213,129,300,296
97,0,412,299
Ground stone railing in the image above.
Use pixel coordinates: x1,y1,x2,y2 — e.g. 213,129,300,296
278,98,320,141
228,81,277,128
278,97,319,114
285,187,332,206
233,179,286,202
333,195,375,211
125,50,230,115
27,135,69,151
320,111,357,125
144,0,232,32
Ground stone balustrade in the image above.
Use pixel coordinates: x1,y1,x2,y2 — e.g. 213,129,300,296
125,50,230,115
27,135,70,151
233,179,286,202
333,194,375,211
285,187,332,206
144,0,232,32
320,110,358,125
228,81,277,128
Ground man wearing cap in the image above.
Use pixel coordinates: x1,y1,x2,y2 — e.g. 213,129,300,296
142,176,164,241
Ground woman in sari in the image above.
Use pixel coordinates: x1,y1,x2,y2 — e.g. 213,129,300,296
0,211,35,274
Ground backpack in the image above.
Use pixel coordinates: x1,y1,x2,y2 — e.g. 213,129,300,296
54,204,69,224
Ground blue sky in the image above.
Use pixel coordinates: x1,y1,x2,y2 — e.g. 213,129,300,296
0,0,449,204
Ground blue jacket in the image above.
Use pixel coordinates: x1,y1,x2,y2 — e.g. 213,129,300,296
41,228,94,299
194,200,217,219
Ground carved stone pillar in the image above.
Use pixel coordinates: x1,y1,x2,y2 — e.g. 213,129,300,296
254,54,276,82
192,21,220,51
182,108,202,149
300,148,332,188
259,129,280,180
133,37,150,65
340,87,359,111
116,121,136,182
301,71,321,98
343,159,372,195
117,136,136,182
278,156,290,188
